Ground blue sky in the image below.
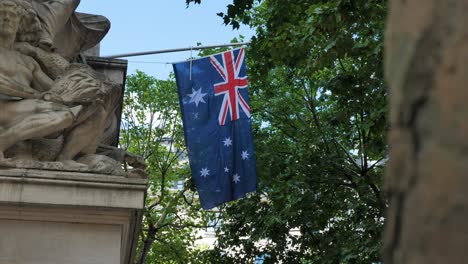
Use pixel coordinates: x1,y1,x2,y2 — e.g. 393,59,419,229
77,0,254,79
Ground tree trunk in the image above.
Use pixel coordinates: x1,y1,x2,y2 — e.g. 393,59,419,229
384,0,468,263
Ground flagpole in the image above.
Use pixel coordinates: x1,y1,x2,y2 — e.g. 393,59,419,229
101,42,250,59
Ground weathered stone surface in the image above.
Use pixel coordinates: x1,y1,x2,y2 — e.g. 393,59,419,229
0,219,122,264
0,2,147,263
0,168,147,264
29,0,110,58
77,154,127,176
0,0,145,177
384,0,468,263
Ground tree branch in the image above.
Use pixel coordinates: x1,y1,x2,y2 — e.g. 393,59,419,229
367,157,386,171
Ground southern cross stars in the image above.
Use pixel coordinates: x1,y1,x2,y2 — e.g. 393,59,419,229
241,150,250,160
200,168,210,177
224,167,229,173
223,137,232,147
188,88,207,107
233,174,240,184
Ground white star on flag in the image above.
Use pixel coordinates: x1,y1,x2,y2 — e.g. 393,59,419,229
241,150,250,160
188,88,207,107
200,168,210,177
224,167,229,173
233,174,241,184
223,137,232,147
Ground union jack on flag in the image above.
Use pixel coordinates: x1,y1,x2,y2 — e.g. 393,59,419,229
210,49,250,125
173,48,257,209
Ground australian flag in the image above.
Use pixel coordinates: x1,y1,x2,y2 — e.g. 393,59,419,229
173,48,257,209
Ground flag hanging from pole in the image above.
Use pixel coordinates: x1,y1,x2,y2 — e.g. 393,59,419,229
173,48,257,209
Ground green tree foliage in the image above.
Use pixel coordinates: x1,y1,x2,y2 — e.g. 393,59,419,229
187,0,388,263
122,71,216,264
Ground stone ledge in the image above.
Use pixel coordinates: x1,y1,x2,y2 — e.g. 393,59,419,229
0,168,147,186
86,56,128,68
0,168,147,209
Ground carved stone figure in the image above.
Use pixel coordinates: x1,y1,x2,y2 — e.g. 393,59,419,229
0,0,79,160
15,43,122,161
0,0,146,176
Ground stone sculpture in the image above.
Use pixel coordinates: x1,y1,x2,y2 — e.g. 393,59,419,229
0,0,146,176
32,0,80,49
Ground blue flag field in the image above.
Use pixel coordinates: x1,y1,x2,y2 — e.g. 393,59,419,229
173,48,257,209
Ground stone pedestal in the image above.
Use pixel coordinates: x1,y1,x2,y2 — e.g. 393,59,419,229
0,169,147,264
